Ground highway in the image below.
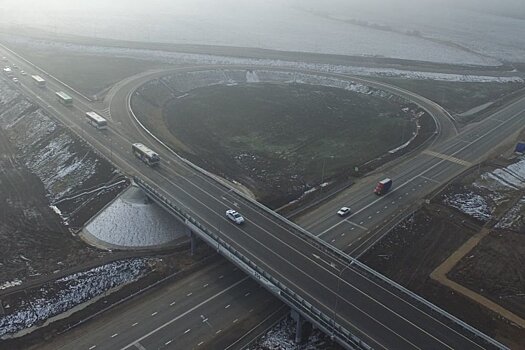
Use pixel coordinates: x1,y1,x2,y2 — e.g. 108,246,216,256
2,46,519,349
38,259,283,350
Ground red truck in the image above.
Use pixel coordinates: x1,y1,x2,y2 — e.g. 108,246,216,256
374,178,392,195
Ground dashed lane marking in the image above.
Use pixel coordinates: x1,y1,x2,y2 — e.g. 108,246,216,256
111,333,118,338
132,322,138,327
225,304,231,309
423,150,472,167
216,329,222,334
420,175,440,184
187,293,192,297
89,346,96,350
133,344,146,350
184,329,191,334
151,312,158,316
170,301,176,306
233,318,238,323
245,292,251,296
198,342,204,346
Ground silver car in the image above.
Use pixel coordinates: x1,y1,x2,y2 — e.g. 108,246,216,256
226,209,245,224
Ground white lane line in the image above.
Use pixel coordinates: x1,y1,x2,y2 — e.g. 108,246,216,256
170,301,176,306
131,322,139,327
128,74,508,349
120,277,248,350
203,283,209,288
111,333,118,338
88,346,96,350
233,318,239,323
165,340,173,345
249,309,253,313
216,329,222,334
184,329,191,334
420,175,440,184
225,304,231,309
187,292,192,297
245,292,250,297
151,312,158,316
219,275,224,279
133,344,146,350
198,341,204,346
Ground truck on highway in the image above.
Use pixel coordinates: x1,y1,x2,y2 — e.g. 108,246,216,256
132,143,160,167
374,178,392,195
31,75,46,88
3,67,13,77
56,91,73,106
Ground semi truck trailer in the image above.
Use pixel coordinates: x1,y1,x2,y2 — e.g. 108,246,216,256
374,178,392,195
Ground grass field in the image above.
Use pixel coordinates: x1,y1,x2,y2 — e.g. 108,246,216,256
377,78,525,123
161,82,419,206
4,42,167,98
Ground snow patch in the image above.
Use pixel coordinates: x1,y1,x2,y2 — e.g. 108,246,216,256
443,191,493,222
3,36,522,83
0,279,22,290
0,259,152,338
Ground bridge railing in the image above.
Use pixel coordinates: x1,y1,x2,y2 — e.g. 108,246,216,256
128,87,508,350
134,176,370,350
235,189,509,350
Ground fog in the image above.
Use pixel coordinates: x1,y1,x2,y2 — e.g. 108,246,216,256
0,0,524,64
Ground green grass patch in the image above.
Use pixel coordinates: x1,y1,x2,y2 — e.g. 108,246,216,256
162,82,418,205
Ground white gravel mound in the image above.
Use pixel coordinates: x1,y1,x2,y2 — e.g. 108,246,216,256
82,185,186,249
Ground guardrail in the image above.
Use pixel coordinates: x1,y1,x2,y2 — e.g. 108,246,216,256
128,82,508,350
134,176,370,350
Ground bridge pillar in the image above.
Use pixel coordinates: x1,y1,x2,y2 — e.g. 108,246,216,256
189,230,198,256
290,309,303,344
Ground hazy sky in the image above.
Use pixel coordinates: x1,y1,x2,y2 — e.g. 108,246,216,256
0,0,524,64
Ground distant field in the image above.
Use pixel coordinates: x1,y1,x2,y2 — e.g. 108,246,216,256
159,82,419,206
377,78,525,123
4,42,167,98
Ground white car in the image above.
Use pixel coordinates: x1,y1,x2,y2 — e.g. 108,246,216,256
12,77,19,84
337,207,351,217
226,209,245,224
20,70,26,76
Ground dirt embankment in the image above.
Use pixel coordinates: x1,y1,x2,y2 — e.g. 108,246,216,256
0,78,127,289
361,154,525,348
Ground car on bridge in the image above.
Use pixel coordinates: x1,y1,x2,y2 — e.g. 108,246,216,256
337,206,351,216
226,209,245,224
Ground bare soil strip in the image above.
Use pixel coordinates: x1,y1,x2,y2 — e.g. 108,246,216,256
430,227,525,328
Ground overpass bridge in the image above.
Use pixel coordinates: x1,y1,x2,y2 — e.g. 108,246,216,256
135,175,506,350
0,41,515,348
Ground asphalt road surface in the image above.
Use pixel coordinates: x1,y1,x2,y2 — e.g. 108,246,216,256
2,46,519,349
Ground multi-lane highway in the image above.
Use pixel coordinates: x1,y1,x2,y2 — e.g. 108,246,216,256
2,44,520,349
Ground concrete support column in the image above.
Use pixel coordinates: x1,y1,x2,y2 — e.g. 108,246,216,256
291,309,303,344
190,231,197,256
